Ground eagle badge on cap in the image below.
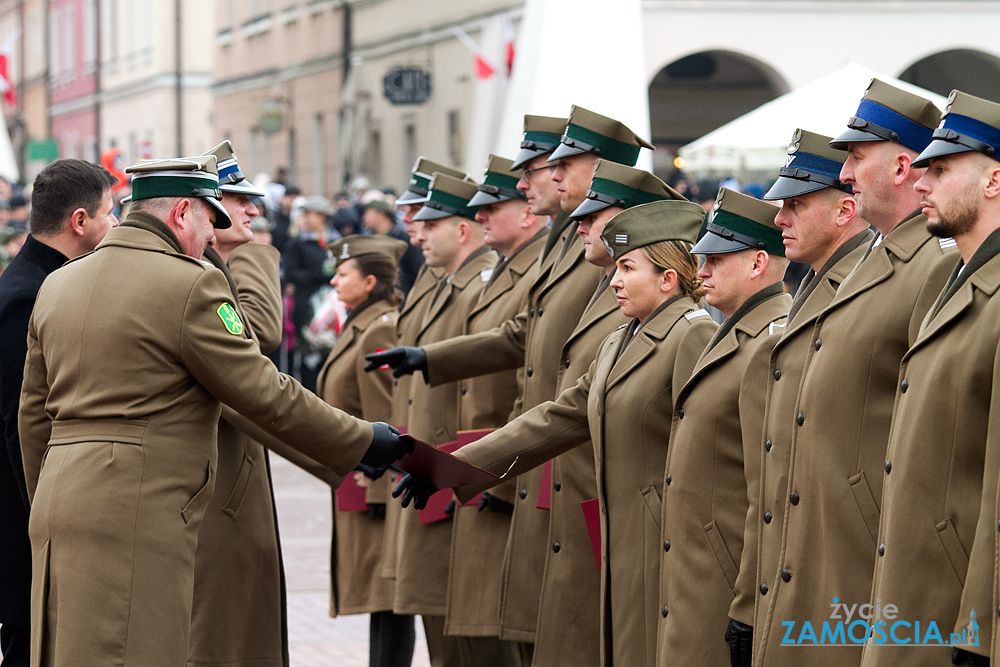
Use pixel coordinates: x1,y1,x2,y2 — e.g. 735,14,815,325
788,129,803,154
713,190,725,211
603,237,615,257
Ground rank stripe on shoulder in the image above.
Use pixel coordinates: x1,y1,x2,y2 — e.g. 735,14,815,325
685,309,709,320
939,237,957,249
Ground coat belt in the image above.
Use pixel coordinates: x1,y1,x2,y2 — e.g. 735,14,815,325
48,418,149,446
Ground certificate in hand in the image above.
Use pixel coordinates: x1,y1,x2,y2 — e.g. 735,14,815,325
395,433,500,489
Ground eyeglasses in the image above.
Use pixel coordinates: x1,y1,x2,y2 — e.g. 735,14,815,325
521,164,557,181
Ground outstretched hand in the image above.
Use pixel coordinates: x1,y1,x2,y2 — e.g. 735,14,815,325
392,473,439,510
364,346,428,380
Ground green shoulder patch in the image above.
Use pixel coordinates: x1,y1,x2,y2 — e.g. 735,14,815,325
217,302,244,335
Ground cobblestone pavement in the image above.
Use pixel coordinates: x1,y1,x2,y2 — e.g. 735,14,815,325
271,454,431,667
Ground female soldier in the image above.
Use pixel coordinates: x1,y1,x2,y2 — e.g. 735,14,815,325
320,234,415,667
396,199,718,667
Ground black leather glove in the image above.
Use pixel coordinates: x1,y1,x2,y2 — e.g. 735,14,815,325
952,648,990,666
360,423,412,469
355,463,387,481
443,499,456,515
392,473,438,510
368,503,386,520
364,346,428,380
477,492,514,514
725,618,753,667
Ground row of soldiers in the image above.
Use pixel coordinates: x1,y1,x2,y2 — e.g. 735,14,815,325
366,79,1000,667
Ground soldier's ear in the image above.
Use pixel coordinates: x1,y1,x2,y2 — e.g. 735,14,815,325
67,207,88,237
983,163,1000,200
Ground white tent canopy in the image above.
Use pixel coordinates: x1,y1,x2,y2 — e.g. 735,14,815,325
678,63,948,178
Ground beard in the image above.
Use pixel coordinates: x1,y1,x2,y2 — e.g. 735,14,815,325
925,181,980,239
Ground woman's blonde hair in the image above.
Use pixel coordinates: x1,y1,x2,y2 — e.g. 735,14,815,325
640,240,705,301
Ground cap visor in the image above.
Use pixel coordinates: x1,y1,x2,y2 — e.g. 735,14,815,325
570,197,608,220
690,232,752,255
512,147,550,170
396,189,429,205
205,197,232,229
763,177,828,201
912,140,974,169
829,127,886,150
547,142,587,162
412,205,453,222
468,191,505,207
220,180,267,197
120,194,132,204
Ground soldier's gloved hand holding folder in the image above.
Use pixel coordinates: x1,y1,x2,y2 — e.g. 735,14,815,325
364,346,428,380
390,433,500,510
360,422,413,469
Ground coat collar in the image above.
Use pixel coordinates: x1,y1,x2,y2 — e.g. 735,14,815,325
563,275,620,351
419,245,493,337
537,228,585,298
605,296,699,390
17,234,69,273
468,231,545,321
400,264,443,318
325,299,397,367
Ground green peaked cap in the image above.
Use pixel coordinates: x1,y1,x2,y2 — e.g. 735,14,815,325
397,157,467,205
549,105,654,166
412,173,481,222
571,159,686,219
126,155,232,229
469,154,527,207
513,115,568,169
693,187,783,256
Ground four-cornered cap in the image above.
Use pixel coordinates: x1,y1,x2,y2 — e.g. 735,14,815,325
765,129,851,200
599,200,705,261
413,173,481,222
468,155,527,207
548,105,654,166
830,78,941,152
329,233,409,265
301,195,334,216
693,187,784,256
913,90,1000,168
203,140,265,197
396,157,466,205
513,115,567,170
126,155,232,229
571,159,685,219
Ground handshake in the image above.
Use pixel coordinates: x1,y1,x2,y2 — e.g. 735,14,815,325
357,424,438,510
364,347,428,380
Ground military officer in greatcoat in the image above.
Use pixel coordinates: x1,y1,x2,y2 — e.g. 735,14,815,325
752,79,956,667
17,156,409,667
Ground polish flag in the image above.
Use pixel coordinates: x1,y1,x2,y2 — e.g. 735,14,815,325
503,18,515,77
451,25,497,81
0,29,19,107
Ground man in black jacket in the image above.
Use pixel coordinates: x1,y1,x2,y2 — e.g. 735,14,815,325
0,159,117,667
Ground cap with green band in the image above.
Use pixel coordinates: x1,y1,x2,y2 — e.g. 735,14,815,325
513,115,568,170
329,233,409,265
600,200,705,261
126,155,232,229
397,157,467,205
692,187,783,256
548,105,654,166
412,173,481,222
469,154,526,207
571,159,685,219
203,140,265,197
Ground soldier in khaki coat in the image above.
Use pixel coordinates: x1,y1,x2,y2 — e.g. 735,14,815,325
728,129,873,666
320,235,415,667
391,173,496,666
18,156,409,667
186,142,290,667
657,189,791,666
443,156,547,665
397,199,717,667
752,81,956,667
863,91,1000,667
532,159,682,667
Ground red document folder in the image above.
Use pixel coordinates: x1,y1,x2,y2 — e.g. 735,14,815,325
395,433,500,489
335,471,370,512
536,459,553,510
417,440,461,524
581,498,601,571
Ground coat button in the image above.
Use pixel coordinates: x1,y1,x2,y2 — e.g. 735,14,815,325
553,481,561,492
394,379,399,387
663,540,671,552
774,369,781,380
878,543,885,556
529,308,536,317
538,307,544,316
564,358,571,368
884,461,892,474
407,397,413,405
460,386,467,395
552,542,560,553
526,366,534,377
760,583,769,595
781,570,791,582
765,439,772,452
665,474,672,485
519,489,527,499
662,607,669,618
790,492,800,505
764,511,772,524
677,407,685,419
900,379,908,393
396,329,402,337
814,338,822,350
796,413,804,426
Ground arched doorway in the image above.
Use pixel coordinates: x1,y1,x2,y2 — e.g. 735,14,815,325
648,50,789,178
899,49,1000,102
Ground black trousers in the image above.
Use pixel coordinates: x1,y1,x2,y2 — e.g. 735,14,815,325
0,624,29,667
370,611,415,667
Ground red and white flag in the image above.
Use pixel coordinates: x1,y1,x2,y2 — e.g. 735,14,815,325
503,18,515,77
0,29,20,106
450,25,497,81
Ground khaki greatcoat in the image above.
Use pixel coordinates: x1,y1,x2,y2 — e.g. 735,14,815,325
318,300,399,616
445,232,545,638
18,216,373,667
189,243,289,667
755,214,956,667
393,247,498,617
423,227,603,641
656,287,791,665
532,278,627,667
863,240,1000,667
739,231,871,634
454,297,717,667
